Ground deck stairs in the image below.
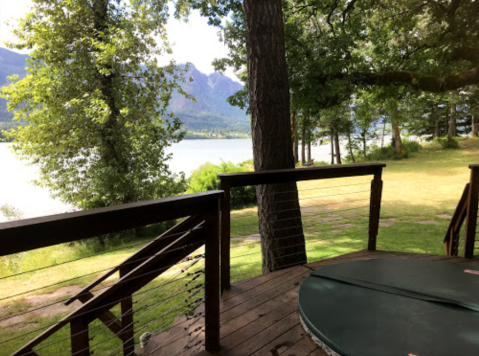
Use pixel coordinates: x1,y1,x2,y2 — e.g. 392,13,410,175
136,303,205,356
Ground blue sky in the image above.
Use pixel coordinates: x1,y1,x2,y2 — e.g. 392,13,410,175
0,0,240,82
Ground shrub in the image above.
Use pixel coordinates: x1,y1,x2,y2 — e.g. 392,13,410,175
433,136,460,149
187,161,256,209
358,139,422,161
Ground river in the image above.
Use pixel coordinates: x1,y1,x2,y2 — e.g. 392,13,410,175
0,138,383,221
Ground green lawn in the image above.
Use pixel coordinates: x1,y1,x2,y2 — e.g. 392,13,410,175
1,138,478,355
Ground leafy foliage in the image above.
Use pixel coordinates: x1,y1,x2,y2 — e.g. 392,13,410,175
187,160,256,209
1,0,189,209
434,136,460,149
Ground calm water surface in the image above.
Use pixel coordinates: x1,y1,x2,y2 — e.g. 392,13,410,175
0,138,364,220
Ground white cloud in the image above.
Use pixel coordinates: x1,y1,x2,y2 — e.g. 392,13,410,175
0,0,241,82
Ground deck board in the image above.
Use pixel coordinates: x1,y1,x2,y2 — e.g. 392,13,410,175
150,250,479,356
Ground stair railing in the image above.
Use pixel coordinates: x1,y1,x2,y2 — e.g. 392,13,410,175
444,165,479,258
0,191,222,356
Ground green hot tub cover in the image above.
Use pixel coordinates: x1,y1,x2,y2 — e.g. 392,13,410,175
297,258,479,356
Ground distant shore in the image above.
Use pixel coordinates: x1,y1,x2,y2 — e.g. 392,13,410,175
183,132,251,140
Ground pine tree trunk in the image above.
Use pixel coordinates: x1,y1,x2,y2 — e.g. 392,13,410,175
334,129,342,164
301,121,306,164
472,114,479,137
307,130,312,163
244,0,306,273
291,112,299,163
448,105,456,142
391,103,404,156
381,121,386,148
432,103,439,138
363,129,368,159
330,127,335,164
347,131,355,163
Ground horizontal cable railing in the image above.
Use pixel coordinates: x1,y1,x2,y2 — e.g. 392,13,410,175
218,163,385,291
0,192,222,356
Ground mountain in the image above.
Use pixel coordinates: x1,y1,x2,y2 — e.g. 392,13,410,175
0,47,250,133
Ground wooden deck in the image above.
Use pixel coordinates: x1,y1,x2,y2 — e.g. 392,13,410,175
142,250,479,356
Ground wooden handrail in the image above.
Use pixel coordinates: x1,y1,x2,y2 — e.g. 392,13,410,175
218,164,385,291
5,191,223,355
444,184,469,256
0,191,223,256
465,166,479,258
64,215,204,306
217,163,385,187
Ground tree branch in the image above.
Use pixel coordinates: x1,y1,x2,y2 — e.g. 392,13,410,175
317,65,479,93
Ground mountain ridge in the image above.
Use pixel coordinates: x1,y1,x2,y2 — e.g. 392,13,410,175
0,47,250,133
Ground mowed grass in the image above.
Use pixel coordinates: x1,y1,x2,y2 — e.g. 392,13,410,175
1,138,479,355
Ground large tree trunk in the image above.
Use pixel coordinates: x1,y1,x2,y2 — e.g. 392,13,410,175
330,127,335,164
244,0,306,273
391,103,404,156
291,112,299,163
381,121,386,148
301,120,306,164
472,114,479,137
307,129,312,163
448,105,457,142
432,103,439,138
347,131,355,163
334,129,342,164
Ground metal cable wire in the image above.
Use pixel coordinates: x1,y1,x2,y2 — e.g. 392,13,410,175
230,229,369,260
230,206,369,229
229,181,370,200
87,288,204,356
0,226,204,281
269,189,370,205
0,242,206,302
0,256,205,345
89,268,205,343
102,299,205,356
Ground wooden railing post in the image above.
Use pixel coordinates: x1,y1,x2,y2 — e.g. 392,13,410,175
465,165,479,258
119,267,135,356
220,180,231,292
368,169,383,251
204,199,221,351
71,317,89,356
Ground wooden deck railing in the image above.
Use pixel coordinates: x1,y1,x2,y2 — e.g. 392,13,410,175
0,191,223,356
218,163,385,291
445,165,479,258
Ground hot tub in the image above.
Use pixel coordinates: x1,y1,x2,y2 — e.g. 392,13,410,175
298,259,479,356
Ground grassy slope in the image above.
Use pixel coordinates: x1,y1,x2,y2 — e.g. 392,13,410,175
1,139,478,355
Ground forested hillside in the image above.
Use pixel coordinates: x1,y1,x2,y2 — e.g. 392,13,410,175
0,48,250,134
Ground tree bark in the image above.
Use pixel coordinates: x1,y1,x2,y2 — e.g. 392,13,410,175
301,120,306,164
390,103,404,156
347,131,355,163
291,112,299,163
244,0,306,273
448,104,457,142
334,129,342,164
432,103,439,138
472,114,479,137
381,121,386,148
307,129,312,163
330,127,335,164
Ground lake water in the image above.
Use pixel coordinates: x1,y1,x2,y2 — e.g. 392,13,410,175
0,138,388,221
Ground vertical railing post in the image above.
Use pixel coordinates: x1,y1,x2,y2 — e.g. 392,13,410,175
368,169,383,251
71,317,90,356
119,267,135,356
220,179,231,292
464,165,479,258
204,198,221,351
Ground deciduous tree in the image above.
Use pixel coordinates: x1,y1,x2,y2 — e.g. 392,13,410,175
2,0,187,210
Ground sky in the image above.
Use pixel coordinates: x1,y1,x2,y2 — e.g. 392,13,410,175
0,0,240,82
